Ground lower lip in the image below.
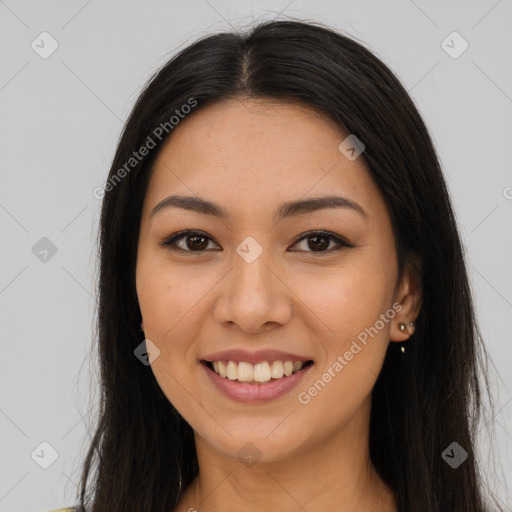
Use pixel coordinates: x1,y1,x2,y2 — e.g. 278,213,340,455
202,362,314,404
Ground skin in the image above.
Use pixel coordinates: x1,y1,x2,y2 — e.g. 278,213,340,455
136,98,422,512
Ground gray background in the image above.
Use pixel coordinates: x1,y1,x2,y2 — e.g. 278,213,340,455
1,1,511,510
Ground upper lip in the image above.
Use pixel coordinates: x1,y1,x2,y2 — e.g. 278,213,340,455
202,349,313,365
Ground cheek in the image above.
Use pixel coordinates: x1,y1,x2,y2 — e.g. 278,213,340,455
136,258,183,368
136,259,207,419
285,254,396,407
136,256,222,380
293,278,393,435
137,256,204,334
286,257,395,342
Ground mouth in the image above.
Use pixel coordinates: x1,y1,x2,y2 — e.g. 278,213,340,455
201,359,315,385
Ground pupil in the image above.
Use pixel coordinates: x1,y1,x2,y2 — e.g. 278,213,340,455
309,235,328,251
188,235,208,250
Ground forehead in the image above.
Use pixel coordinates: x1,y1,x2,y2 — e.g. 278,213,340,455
143,98,387,224
153,97,347,172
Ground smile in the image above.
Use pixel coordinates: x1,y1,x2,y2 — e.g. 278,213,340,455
204,359,314,384
201,359,315,403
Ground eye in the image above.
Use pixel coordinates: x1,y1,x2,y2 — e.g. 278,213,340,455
161,229,353,254
290,230,354,254
160,230,220,252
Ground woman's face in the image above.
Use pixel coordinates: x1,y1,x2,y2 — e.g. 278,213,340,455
136,98,418,464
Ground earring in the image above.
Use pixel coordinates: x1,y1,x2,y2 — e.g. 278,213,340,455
399,321,416,332
399,321,415,353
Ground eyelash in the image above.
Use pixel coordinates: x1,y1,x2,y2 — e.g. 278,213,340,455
160,229,354,255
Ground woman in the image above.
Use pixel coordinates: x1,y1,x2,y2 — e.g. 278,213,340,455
55,19,504,512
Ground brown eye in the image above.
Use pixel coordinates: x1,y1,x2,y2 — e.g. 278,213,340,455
305,234,330,251
291,231,352,254
161,230,219,252
186,233,209,250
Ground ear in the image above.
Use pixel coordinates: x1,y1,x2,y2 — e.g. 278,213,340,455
390,253,422,342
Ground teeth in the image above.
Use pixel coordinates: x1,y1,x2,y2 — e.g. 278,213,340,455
271,360,284,379
237,361,253,382
253,362,271,382
208,359,308,383
293,361,303,372
226,361,238,380
283,361,294,376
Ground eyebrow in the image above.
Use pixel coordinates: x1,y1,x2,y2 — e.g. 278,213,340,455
150,194,368,220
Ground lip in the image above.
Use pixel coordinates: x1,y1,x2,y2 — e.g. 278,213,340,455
202,349,312,365
201,360,314,404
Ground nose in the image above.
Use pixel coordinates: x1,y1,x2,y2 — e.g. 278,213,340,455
213,248,293,334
